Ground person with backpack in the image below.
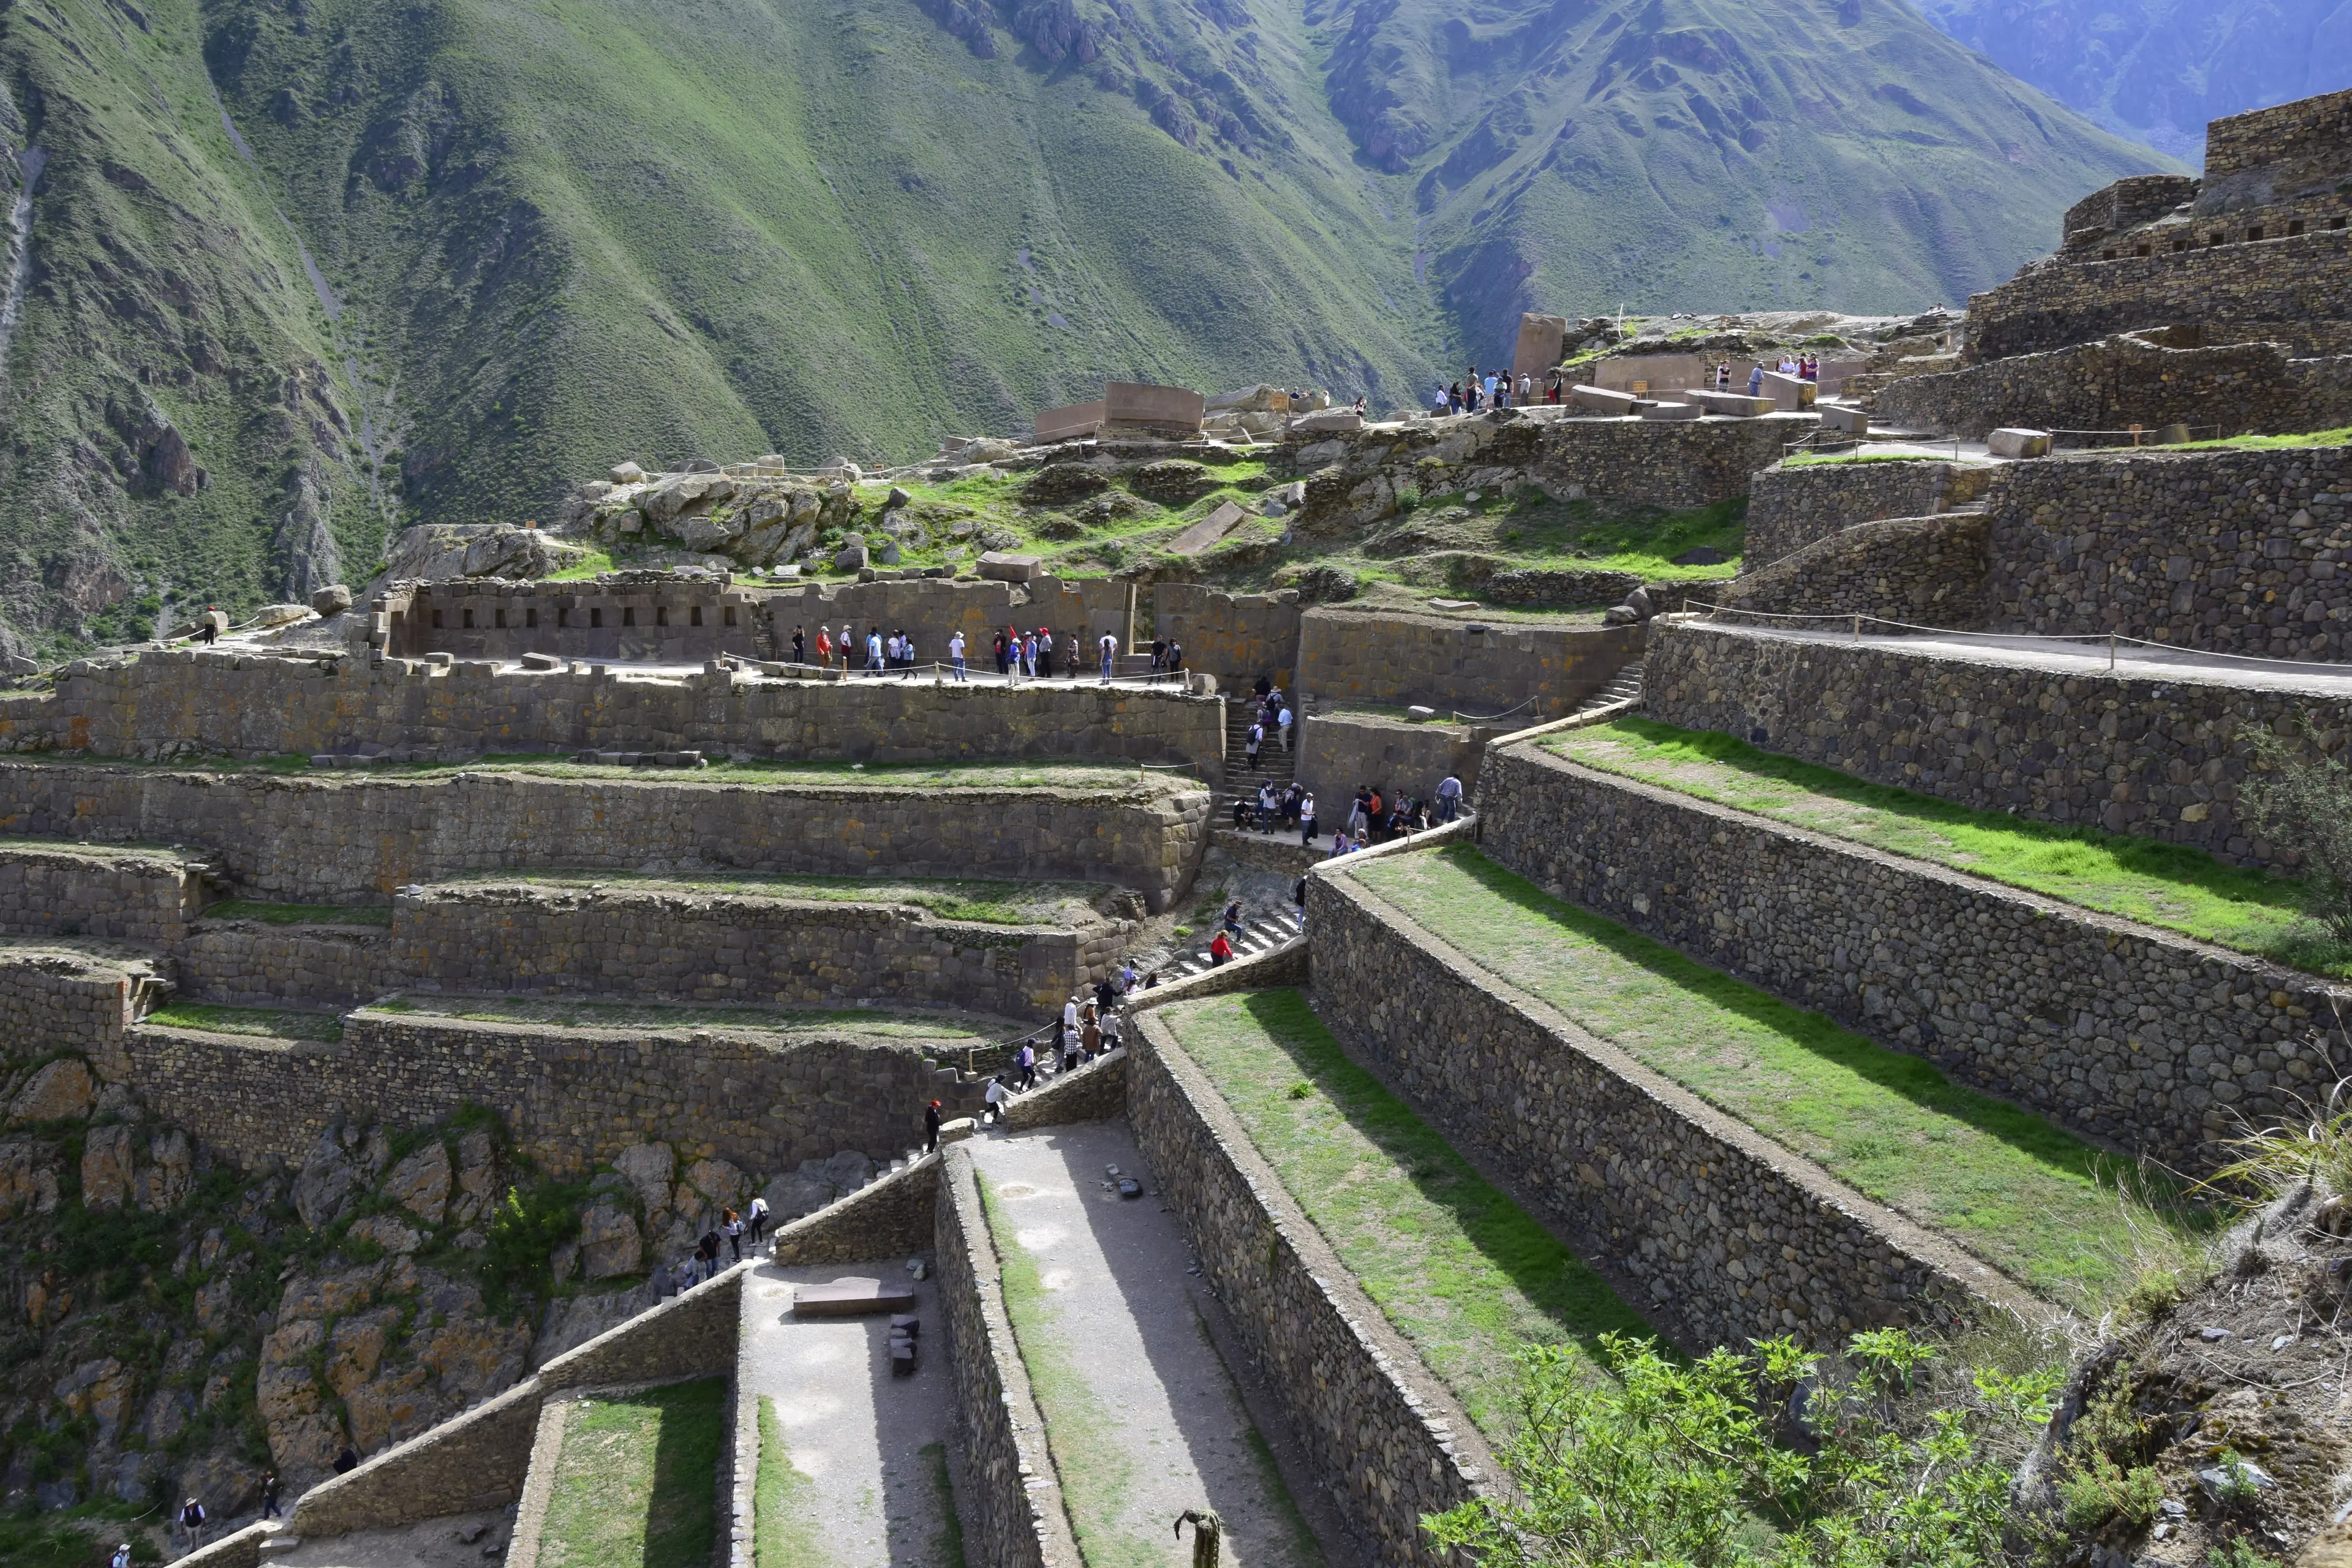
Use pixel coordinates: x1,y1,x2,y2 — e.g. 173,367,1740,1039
1245,720,1263,771
748,1194,771,1242
698,1225,722,1280
1016,1040,1038,1090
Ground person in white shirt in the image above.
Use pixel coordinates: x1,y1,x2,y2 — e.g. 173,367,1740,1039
983,1075,1011,1123
865,628,884,676
1298,791,1317,846
1098,632,1118,683
949,631,967,680
1278,703,1294,751
748,1194,771,1242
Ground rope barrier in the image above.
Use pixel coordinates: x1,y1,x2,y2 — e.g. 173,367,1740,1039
1682,601,2352,677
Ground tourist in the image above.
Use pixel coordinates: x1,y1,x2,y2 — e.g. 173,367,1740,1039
1038,627,1055,679
1298,790,1317,846
984,1074,1011,1123
112,1544,130,1568
1120,959,1139,993
260,1471,282,1520
1245,720,1262,771
748,1193,770,1242
722,1206,744,1262
1017,1039,1037,1090
1232,796,1254,831
815,625,831,666
1144,970,1161,990
837,627,852,673
1081,1010,1103,1058
1747,363,1765,396
949,630,967,681
1716,361,1731,391
865,625,884,676
1098,630,1118,683
1257,780,1278,825
1223,899,1245,939
1279,782,1303,827
792,625,806,663
1063,993,1081,1042
1436,772,1462,823
1152,637,1169,671
1166,640,1184,674
1207,929,1234,967
334,1446,360,1475
178,1497,208,1555
1277,699,1294,751
1061,1022,1081,1073
925,1099,944,1152
1329,828,1350,858
1346,787,1370,838
1366,785,1385,840
1547,368,1564,403
697,1226,721,1280
993,628,1009,676
1432,381,1450,414
1293,875,1308,932
1483,371,1499,405
1448,381,1463,413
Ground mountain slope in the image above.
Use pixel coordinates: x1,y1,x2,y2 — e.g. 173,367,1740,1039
1319,0,2186,350
1903,0,2352,162
0,0,385,655
0,0,2173,650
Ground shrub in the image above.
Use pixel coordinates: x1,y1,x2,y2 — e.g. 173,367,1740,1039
2237,726,2352,941
1422,1329,2058,1568
2057,1452,2163,1529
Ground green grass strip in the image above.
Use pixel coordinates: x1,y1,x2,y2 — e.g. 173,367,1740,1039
362,995,1000,1039
755,1396,827,1568
541,1378,724,1568
1157,989,1648,1439
144,1003,344,1043
203,899,393,926
1546,718,2336,974
1347,846,2205,1308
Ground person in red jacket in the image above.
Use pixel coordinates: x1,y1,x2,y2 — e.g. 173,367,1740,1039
1208,930,1234,967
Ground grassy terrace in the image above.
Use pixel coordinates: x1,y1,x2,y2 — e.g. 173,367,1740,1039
541,1379,724,1568
1547,719,2336,974
444,870,1113,926
203,899,392,926
1156,989,1648,1435
144,1003,346,1042
362,994,1012,1041
1345,846,2204,1308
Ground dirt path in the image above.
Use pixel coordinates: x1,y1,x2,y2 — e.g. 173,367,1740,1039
968,1123,1325,1568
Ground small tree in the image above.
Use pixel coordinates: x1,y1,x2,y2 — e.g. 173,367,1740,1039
2237,726,2352,943
1422,1330,2058,1568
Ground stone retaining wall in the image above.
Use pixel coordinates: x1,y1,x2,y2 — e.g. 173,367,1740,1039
0,942,168,1075
1479,743,2351,1174
176,921,404,1008
1712,514,1990,627
385,883,1121,1017
1643,619,2352,866
1153,583,1303,695
768,1154,940,1265
0,763,1211,911
1744,461,1992,569
1985,445,2352,662
1295,608,1640,719
0,843,207,944
1001,1049,1128,1130
935,1145,1080,1568
1305,869,2034,1345
1296,710,1485,809
0,650,1229,778
1966,226,2352,361
1128,1012,1494,1567
1874,334,2352,442
124,1013,959,1177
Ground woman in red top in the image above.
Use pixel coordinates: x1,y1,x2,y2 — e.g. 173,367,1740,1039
1208,931,1234,966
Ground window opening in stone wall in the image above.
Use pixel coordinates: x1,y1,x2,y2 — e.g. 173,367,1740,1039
590,608,603,628
2134,244,2150,257
527,608,538,628
656,605,669,627
558,608,569,628
432,609,443,628
624,607,637,627
2288,220,2306,236
2248,225,2264,241
690,605,703,627
2173,238,2190,252
463,608,475,628
2207,233,2222,246
496,609,507,629
2101,249,2117,260
724,606,737,627
2334,216,2348,230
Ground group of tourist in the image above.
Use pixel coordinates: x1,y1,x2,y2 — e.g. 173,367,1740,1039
1433,367,1566,415
1714,354,1826,395
1240,679,1293,771
648,1196,774,1298
786,620,1153,685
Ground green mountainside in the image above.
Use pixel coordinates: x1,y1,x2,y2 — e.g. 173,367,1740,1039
0,0,2169,653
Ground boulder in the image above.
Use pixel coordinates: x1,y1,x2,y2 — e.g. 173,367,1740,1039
609,461,647,484
1988,428,2054,459
685,458,723,473
310,584,354,617
612,1142,677,1215
1820,404,1869,434
1569,385,1649,416
578,1202,644,1280
978,551,1042,583
519,652,564,671
1604,604,1642,625
254,603,311,628
1638,402,1702,422
1672,546,1727,566
381,1142,452,1224
9,1057,95,1123
834,542,870,573
1289,408,1362,434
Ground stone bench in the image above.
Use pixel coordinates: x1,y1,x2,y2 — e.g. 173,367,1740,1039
793,1277,919,1317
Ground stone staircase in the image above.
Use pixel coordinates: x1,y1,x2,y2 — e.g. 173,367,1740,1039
1219,700,1297,824
1574,659,1645,711
1163,905,1303,981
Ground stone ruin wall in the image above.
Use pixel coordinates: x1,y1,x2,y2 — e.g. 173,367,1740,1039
1643,620,2352,867
1304,869,2023,1348
1872,334,2352,442
1294,709,1487,809
1985,445,2352,661
1743,461,1993,570
0,763,1210,910
2202,88,2352,208
122,1011,963,1180
1966,225,2352,363
1711,514,1991,627
0,649,1230,777
0,843,208,944
1479,743,2346,1176
1295,610,1642,719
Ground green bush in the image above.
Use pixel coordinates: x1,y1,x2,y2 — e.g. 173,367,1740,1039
2238,727,2352,943
1422,1328,2059,1568
483,1175,587,1311
2057,1452,2162,1529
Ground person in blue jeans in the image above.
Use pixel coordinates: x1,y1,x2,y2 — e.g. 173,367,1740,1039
949,631,968,680
1436,774,1462,822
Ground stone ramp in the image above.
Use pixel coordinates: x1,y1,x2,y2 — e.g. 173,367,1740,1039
965,1122,1327,1568
733,1261,956,1568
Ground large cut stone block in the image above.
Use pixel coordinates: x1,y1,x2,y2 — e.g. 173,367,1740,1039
1987,428,2054,458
